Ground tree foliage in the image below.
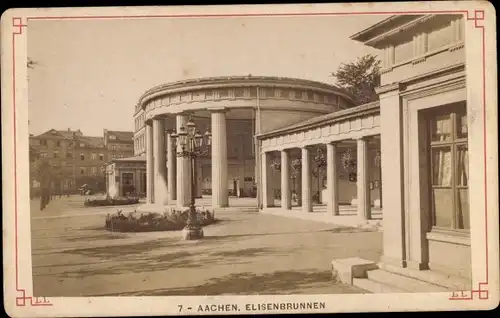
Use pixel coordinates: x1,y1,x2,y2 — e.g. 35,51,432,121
331,54,381,106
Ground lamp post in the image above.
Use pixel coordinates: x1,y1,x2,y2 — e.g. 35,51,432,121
171,115,211,240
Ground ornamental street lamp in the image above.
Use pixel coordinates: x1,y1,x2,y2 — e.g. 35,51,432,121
171,115,212,240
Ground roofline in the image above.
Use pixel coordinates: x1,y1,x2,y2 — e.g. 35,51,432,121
256,100,380,139
137,75,355,107
350,15,400,41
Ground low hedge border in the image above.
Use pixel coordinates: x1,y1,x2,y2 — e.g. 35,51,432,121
84,197,139,207
105,207,216,232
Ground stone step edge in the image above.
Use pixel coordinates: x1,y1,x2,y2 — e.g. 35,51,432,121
377,262,470,291
367,269,449,293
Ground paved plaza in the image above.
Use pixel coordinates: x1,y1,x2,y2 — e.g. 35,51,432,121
31,196,382,297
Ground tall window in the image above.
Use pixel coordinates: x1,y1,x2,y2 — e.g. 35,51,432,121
80,167,86,175
99,153,104,161
91,152,97,160
80,153,85,160
428,102,469,231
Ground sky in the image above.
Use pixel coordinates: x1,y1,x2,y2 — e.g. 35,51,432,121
28,14,388,137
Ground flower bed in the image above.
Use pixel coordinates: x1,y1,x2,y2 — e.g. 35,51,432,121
84,197,139,207
104,207,216,232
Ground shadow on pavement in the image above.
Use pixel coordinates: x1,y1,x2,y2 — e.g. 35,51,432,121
101,270,362,296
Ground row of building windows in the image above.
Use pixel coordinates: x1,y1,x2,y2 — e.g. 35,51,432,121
134,134,146,154
135,112,146,131
145,88,341,110
32,139,102,149
80,166,101,175
39,151,105,160
110,153,127,160
385,17,464,68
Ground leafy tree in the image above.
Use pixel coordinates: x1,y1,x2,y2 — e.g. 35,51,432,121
331,54,381,106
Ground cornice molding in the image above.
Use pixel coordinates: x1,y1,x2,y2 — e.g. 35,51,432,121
258,102,380,140
137,76,354,109
375,83,404,95
364,15,435,47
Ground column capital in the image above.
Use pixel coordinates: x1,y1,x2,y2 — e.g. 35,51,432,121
208,107,229,113
324,141,339,146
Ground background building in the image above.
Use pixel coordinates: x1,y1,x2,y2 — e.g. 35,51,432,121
29,128,134,195
104,129,134,160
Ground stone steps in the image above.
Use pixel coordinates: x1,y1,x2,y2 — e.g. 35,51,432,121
366,269,450,293
377,262,471,291
214,207,258,213
332,257,467,294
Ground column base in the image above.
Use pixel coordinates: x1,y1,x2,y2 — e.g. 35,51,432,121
380,255,407,268
302,205,313,213
181,226,204,240
407,259,429,271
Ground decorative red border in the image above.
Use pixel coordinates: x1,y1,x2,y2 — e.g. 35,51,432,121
11,9,489,307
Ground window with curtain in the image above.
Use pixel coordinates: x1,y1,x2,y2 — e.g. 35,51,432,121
428,102,469,231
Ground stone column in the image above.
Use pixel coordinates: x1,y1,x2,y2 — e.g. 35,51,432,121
326,142,339,215
357,137,371,220
153,118,168,205
301,147,312,212
176,114,190,207
211,109,229,208
262,152,274,207
145,121,154,203
281,149,291,210
166,130,176,201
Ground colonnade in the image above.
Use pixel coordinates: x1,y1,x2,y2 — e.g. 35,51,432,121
145,109,229,209
261,137,376,220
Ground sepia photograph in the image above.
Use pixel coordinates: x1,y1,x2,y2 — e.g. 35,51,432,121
2,2,499,317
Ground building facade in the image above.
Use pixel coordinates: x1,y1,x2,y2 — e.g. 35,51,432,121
352,14,471,282
136,76,354,209
30,128,134,195
257,13,471,288
105,155,147,198
104,129,134,160
121,13,474,289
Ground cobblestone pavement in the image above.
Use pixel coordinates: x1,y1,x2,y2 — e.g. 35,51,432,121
31,196,382,296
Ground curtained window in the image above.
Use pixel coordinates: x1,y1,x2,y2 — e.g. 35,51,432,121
428,102,469,231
